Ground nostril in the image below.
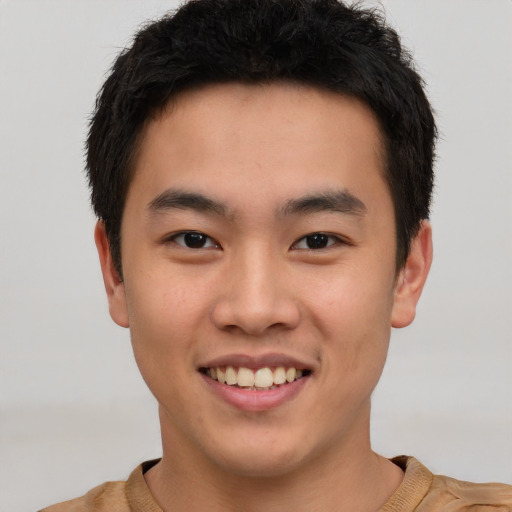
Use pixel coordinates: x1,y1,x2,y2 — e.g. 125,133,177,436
210,297,301,336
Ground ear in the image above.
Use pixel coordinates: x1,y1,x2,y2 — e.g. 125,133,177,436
391,220,433,328
94,221,130,328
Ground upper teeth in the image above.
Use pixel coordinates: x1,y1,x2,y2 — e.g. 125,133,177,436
207,366,304,389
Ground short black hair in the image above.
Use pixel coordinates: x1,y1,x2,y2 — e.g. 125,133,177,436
87,0,436,276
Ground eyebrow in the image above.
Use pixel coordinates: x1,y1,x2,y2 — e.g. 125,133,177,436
146,187,366,219
280,190,367,217
147,188,228,216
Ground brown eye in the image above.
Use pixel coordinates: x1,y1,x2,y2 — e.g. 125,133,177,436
305,234,329,249
172,232,218,249
293,233,339,250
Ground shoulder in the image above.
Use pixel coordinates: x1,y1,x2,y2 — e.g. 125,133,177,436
420,473,512,512
38,480,129,512
38,460,161,512
386,456,512,512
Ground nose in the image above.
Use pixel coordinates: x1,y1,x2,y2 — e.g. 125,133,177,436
210,248,301,336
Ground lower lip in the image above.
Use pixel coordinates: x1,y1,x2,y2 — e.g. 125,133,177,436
201,373,310,412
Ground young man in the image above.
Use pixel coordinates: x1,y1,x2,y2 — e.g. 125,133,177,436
41,0,512,510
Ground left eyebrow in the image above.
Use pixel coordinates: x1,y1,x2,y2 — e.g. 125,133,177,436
280,190,367,217
146,188,228,217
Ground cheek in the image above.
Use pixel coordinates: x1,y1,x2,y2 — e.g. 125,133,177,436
126,268,209,330
305,264,395,331
122,274,206,383
304,266,394,378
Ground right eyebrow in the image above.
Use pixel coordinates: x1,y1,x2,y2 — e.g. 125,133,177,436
280,189,367,217
146,188,228,217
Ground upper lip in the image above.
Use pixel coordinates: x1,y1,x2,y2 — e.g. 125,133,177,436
199,352,317,371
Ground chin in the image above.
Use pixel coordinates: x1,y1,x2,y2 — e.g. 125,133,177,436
204,432,311,478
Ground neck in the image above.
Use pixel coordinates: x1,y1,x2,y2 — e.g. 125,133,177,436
145,404,403,512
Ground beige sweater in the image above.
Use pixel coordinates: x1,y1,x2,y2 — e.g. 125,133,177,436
40,456,512,512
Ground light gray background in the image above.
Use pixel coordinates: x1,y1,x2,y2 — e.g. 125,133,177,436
1,1,511,510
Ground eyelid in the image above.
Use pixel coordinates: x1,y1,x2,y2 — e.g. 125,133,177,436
167,230,220,249
291,232,348,250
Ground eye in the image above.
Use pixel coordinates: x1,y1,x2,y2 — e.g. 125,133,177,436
292,233,340,250
170,231,219,249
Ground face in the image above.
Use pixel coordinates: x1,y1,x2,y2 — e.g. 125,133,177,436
97,82,431,478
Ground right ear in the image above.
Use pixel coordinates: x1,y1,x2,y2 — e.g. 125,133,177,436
94,221,130,328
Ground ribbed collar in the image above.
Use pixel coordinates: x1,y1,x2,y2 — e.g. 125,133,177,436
125,456,434,512
380,456,434,512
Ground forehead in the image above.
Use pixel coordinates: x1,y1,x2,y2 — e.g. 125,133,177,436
155,82,384,155
128,82,389,215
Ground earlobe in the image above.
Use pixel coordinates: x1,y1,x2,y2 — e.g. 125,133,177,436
94,221,130,328
391,221,433,328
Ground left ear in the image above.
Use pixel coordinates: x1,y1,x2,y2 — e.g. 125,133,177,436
391,220,433,328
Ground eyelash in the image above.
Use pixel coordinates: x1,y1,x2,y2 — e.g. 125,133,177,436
291,233,346,250
169,231,219,249
168,231,346,251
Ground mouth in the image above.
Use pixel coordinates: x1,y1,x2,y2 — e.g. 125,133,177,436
199,365,312,391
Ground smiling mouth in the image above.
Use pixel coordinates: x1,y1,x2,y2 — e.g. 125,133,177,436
200,366,311,391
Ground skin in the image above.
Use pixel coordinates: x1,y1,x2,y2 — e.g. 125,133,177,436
96,82,432,512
